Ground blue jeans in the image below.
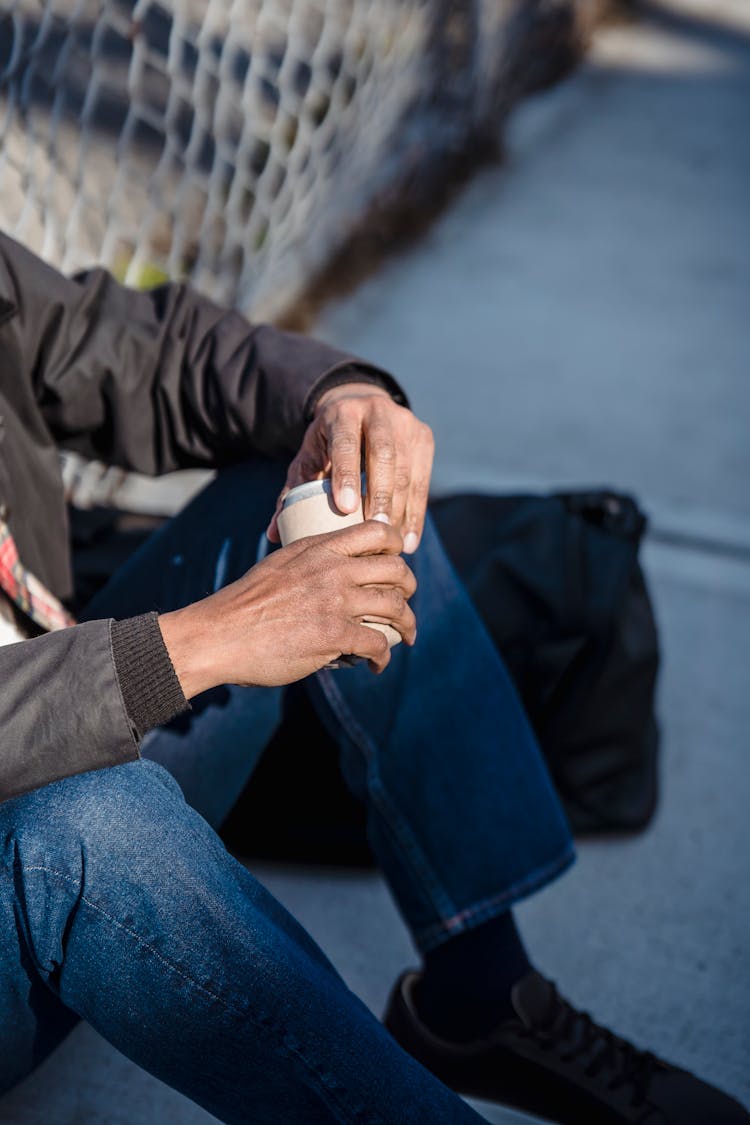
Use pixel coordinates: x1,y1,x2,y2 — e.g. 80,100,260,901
0,460,574,1122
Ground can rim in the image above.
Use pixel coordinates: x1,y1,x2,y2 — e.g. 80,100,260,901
281,479,331,509
281,475,366,510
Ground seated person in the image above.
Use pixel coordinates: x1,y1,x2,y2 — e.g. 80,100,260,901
0,232,745,1124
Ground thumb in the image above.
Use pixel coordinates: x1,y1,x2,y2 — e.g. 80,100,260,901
324,519,404,557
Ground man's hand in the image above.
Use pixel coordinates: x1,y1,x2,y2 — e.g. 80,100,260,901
159,521,417,699
266,383,434,554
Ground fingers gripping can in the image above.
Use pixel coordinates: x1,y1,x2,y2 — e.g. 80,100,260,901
277,479,401,666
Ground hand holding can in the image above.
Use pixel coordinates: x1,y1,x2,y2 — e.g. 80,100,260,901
277,479,402,665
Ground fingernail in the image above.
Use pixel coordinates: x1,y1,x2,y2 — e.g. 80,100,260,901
404,532,419,553
372,513,391,524
340,487,357,511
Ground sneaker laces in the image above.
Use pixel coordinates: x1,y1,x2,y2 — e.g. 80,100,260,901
516,980,660,1108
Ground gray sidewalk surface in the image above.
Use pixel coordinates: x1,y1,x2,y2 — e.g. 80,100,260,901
2,0,748,1120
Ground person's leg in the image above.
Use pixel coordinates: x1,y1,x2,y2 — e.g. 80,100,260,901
83,460,565,1038
305,513,574,1035
85,459,573,1028
78,461,749,1121
312,509,575,944
0,758,483,1123
84,458,573,903
304,520,749,1124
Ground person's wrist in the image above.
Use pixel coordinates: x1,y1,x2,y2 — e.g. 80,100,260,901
314,381,394,416
158,604,220,700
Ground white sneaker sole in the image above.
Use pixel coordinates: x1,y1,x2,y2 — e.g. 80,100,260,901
462,1096,555,1125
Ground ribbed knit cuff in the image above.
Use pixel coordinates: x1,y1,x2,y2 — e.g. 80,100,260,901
111,612,189,739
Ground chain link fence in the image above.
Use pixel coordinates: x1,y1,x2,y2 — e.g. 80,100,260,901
0,0,589,323
1,0,592,511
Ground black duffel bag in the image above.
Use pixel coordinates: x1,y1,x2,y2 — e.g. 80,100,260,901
222,489,660,862
429,489,660,835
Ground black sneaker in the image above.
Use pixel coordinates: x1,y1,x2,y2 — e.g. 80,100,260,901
384,970,749,1124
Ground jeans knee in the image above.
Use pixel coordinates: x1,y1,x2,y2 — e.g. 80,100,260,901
0,761,191,977
1,759,184,872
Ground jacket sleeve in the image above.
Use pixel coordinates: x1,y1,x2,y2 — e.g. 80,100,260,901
0,232,406,472
0,620,140,802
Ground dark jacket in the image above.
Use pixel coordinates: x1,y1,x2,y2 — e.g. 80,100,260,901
0,232,403,802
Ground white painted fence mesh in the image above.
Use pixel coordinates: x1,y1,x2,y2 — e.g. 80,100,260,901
0,1,578,322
